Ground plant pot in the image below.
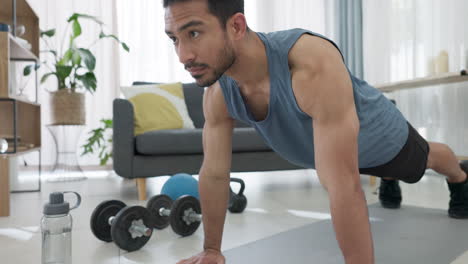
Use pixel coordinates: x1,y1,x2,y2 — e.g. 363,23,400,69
50,89,86,125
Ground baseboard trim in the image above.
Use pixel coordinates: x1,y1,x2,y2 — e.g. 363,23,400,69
41,165,113,171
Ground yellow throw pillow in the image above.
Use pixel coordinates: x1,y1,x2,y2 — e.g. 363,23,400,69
121,83,195,135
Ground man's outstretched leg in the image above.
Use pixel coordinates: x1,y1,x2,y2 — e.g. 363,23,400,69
426,142,468,218
426,142,466,183
378,141,468,216
362,123,467,217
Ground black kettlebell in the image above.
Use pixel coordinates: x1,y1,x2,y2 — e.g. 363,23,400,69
228,178,247,213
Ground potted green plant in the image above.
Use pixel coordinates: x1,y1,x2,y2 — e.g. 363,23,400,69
25,13,129,125
81,118,113,165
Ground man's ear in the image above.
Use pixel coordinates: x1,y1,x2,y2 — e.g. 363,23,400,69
227,13,248,40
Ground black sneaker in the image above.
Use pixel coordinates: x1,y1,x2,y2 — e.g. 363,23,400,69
379,178,402,209
447,161,468,219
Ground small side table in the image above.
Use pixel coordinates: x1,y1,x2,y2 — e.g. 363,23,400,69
46,124,87,182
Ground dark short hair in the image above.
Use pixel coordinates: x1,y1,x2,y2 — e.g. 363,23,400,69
163,0,245,28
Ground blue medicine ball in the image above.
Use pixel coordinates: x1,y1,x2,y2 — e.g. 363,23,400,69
161,173,199,200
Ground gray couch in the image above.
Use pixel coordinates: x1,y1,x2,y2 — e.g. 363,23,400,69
113,82,302,200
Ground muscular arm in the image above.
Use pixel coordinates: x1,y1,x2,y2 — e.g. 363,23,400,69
199,82,234,252
289,35,374,264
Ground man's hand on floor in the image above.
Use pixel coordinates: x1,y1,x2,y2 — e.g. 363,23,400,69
177,249,225,264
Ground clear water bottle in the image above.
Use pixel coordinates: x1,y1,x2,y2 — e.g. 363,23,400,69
41,192,81,264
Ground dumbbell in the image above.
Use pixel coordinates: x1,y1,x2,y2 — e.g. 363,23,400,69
147,195,202,237
229,178,248,213
90,200,153,252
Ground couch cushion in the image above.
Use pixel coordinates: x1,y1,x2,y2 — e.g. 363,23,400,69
182,83,205,128
136,127,271,155
133,82,206,128
121,83,195,135
132,82,253,129
183,83,251,128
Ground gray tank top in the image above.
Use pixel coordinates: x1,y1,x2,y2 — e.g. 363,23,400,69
218,28,408,169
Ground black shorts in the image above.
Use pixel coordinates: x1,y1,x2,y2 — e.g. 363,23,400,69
359,122,430,184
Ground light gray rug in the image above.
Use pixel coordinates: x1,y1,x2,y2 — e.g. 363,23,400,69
224,205,468,264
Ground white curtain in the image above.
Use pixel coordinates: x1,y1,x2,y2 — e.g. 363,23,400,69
246,0,327,35
116,1,192,85
363,0,468,157
27,0,121,166
363,0,468,84
116,0,330,86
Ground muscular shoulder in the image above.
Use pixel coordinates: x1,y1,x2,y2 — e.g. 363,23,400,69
288,34,342,73
203,81,233,125
288,34,353,121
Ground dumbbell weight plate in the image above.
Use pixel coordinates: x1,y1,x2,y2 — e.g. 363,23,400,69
170,195,201,237
147,194,173,229
111,206,153,252
90,200,127,242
